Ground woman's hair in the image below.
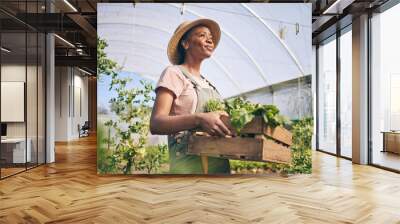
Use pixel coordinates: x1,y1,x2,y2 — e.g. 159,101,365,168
177,25,206,65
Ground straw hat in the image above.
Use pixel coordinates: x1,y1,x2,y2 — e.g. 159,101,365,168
167,18,221,65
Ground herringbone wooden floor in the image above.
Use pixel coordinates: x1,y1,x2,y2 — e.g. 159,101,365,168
1,135,400,224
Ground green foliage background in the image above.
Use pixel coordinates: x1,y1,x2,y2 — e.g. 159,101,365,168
97,37,167,174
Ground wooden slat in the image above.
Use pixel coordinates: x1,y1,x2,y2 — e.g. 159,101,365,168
263,126,293,146
188,135,263,161
240,116,293,146
240,116,264,134
262,137,291,164
188,135,291,164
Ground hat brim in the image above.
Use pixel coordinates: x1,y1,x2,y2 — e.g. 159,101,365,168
167,19,221,65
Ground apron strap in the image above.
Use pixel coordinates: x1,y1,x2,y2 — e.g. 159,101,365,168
178,66,200,89
200,75,220,95
178,66,220,94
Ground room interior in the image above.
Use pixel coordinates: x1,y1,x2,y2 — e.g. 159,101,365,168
0,0,399,222
0,29,46,177
0,0,95,179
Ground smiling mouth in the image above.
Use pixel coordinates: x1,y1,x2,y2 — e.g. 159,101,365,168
205,46,214,51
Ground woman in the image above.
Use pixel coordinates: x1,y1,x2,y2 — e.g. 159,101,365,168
150,18,235,174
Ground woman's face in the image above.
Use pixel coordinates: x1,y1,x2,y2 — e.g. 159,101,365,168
182,26,214,60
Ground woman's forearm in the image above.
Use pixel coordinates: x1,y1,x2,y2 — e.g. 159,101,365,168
150,113,201,135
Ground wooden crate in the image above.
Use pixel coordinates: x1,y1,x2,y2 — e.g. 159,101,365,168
241,116,292,146
187,134,291,164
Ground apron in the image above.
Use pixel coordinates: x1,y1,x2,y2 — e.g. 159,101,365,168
167,67,231,174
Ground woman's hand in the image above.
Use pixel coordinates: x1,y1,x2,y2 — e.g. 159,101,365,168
151,87,237,136
196,111,236,137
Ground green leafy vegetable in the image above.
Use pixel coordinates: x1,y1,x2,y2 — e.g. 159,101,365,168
204,99,225,112
205,97,289,133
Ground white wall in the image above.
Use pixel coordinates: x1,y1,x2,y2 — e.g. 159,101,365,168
1,82,25,122
1,65,26,140
72,71,89,138
55,66,69,141
55,67,89,141
1,63,46,163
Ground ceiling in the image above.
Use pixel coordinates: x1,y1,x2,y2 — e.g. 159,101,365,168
0,0,98,73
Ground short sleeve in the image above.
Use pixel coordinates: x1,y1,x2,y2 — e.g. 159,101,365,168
155,66,185,98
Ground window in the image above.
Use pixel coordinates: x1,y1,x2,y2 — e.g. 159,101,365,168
0,1,46,179
318,36,337,154
370,3,400,171
340,28,352,158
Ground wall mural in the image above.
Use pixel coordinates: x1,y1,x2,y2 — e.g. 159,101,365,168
97,3,313,175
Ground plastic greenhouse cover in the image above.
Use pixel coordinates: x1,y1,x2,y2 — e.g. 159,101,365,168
97,3,312,98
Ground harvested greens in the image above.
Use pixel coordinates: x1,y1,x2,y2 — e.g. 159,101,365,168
204,97,289,133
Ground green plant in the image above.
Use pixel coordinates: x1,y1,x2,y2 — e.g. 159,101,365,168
285,117,313,174
204,99,225,112
98,36,155,174
224,97,256,133
139,144,168,174
104,79,154,174
97,37,119,80
97,121,118,174
205,97,289,133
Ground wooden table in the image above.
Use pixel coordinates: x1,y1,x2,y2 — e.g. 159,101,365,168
382,131,400,154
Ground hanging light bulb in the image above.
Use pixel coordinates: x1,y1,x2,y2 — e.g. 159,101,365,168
279,23,287,40
180,3,185,15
